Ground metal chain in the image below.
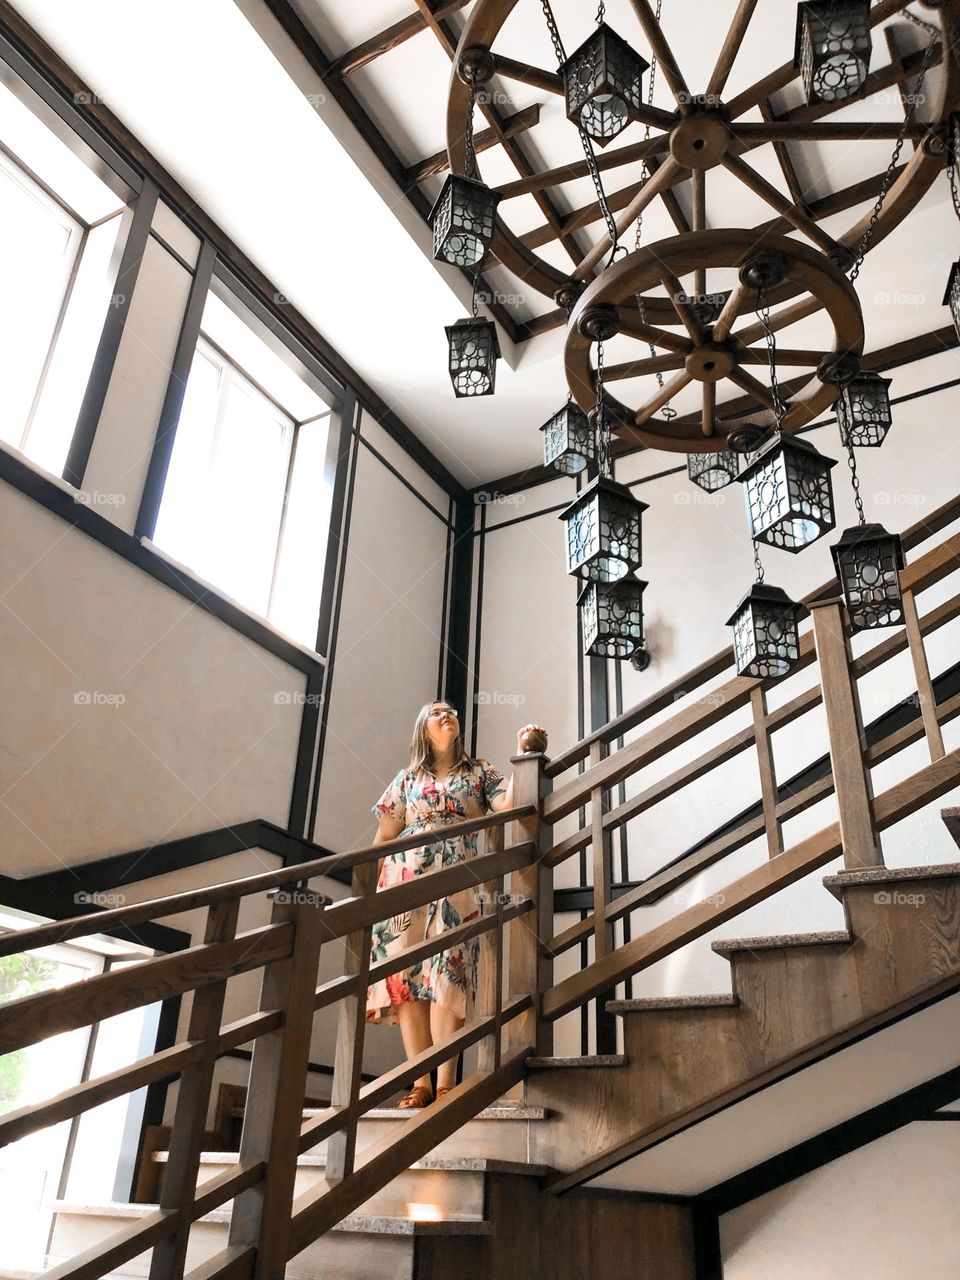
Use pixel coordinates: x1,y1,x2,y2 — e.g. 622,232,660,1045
472,272,480,318
755,281,787,436
596,337,610,477
596,0,605,25
949,156,960,224
753,540,765,586
465,80,478,180
848,20,939,284
844,437,867,527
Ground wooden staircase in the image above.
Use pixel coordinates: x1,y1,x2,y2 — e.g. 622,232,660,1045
1,494,959,1278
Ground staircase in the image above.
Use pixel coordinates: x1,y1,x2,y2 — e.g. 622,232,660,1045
1,494,958,1279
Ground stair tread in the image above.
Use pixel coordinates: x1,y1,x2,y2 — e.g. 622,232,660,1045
525,1054,627,1068
302,1104,549,1121
712,930,853,955
606,993,737,1012
823,861,960,899
151,1151,554,1176
50,1200,494,1236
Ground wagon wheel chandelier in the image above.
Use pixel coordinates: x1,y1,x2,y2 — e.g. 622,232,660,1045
442,0,960,329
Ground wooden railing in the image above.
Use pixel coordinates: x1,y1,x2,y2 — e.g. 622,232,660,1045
532,491,960,1043
0,798,543,1280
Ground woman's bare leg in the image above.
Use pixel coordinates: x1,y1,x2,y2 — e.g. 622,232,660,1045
430,1003,465,1090
396,999,434,1094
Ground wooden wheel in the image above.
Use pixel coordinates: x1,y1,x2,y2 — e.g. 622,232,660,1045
564,228,864,453
445,0,960,328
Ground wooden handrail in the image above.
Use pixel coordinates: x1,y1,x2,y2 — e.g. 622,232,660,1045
0,804,535,960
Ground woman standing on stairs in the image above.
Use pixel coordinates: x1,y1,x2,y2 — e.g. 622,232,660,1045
365,700,546,1109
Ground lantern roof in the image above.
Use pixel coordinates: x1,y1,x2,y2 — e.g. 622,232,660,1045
539,401,589,432
737,432,838,486
443,315,501,358
725,582,801,627
558,474,649,523
830,522,905,566
427,171,502,226
576,577,648,607
792,0,867,71
942,260,960,307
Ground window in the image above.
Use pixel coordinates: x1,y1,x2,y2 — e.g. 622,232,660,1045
0,78,127,474
152,289,336,649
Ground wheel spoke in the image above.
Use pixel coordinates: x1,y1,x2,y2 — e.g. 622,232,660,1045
605,352,687,381
740,347,828,367
635,370,693,425
734,120,929,143
628,0,692,110
659,269,704,343
728,367,779,413
490,54,563,95
733,295,824,347
706,0,760,100
712,282,750,343
701,380,717,438
496,135,671,201
617,313,693,355
574,158,685,281
721,153,844,256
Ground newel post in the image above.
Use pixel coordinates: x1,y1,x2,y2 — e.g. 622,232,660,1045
505,751,553,1058
809,597,883,870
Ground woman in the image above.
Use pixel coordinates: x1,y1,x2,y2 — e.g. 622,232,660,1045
365,700,547,1109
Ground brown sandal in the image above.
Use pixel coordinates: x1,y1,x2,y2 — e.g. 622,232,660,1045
434,1086,453,1103
397,1085,434,1109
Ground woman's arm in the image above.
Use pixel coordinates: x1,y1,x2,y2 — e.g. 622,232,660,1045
488,723,547,813
371,811,405,883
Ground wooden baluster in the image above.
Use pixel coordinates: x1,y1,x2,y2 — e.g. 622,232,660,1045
901,585,945,762
505,751,553,1058
149,897,240,1280
228,889,327,1280
751,686,783,858
477,823,504,1074
589,739,618,1054
810,599,882,869
325,857,377,1183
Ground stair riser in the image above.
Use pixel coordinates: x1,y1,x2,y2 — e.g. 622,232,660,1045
726,948,862,1058
50,1212,417,1280
313,1118,534,1162
181,1159,486,1217
840,880,960,1003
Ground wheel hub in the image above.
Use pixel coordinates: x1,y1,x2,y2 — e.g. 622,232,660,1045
685,340,737,383
668,105,731,169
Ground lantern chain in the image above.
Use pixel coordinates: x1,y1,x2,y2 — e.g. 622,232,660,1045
596,1,605,25
596,336,611,478
755,282,787,437
539,0,622,261
847,19,938,285
753,540,765,586
471,272,480,318
464,80,478,181
949,156,960,224
844,438,867,527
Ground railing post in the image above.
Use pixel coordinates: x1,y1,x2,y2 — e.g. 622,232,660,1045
505,752,553,1059
589,739,618,1054
477,823,505,1074
901,585,945,761
228,888,327,1280
750,685,784,858
810,598,883,869
149,896,240,1280
324,856,376,1183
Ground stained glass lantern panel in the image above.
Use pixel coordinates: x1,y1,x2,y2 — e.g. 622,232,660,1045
429,174,501,269
726,583,802,681
560,23,649,145
445,318,499,398
559,475,647,583
837,373,893,448
739,436,837,553
541,402,596,475
943,261,960,343
831,523,905,631
579,578,647,659
688,449,739,492
795,0,871,105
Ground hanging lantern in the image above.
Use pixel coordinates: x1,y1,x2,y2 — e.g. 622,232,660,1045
727,583,802,681
836,372,893,447
559,475,647,582
429,174,502,269
943,260,960,342
831,523,905,631
688,449,739,492
739,436,837,553
541,402,596,475
445,317,499,397
578,577,647,659
559,24,649,145
794,0,871,105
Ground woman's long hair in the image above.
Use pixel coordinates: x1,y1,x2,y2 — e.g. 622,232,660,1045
407,701,470,775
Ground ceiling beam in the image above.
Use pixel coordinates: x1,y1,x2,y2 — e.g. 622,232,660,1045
327,0,471,78
405,104,541,184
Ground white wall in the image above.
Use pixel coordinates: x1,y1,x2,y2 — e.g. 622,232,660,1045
721,1118,960,1280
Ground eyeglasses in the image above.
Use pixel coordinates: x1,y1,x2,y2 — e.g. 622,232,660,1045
428,708,459,720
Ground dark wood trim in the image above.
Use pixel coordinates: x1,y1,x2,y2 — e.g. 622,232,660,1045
405,104,541,184
438,495,454,697
691,1198,724,1280
357,433,453,527
443,493,476,722
0,3,467,500
0,443,325,676
62,178,158,488
701,1064,960,1217
469,501,486,758
327,0,471,78
134,239,217,541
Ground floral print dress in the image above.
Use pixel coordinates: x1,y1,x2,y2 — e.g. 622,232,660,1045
365,757,507,1026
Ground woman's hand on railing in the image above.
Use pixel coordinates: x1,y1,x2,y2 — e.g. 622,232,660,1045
517,723,548,754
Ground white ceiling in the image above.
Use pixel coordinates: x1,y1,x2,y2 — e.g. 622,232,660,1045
12,0,958,484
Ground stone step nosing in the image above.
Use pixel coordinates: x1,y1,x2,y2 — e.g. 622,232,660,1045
302,1105,549,1121
606,993,737,1013
524,1054,628,1068
823,861,960,899
150,1151,554,1177
711,930,853,955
